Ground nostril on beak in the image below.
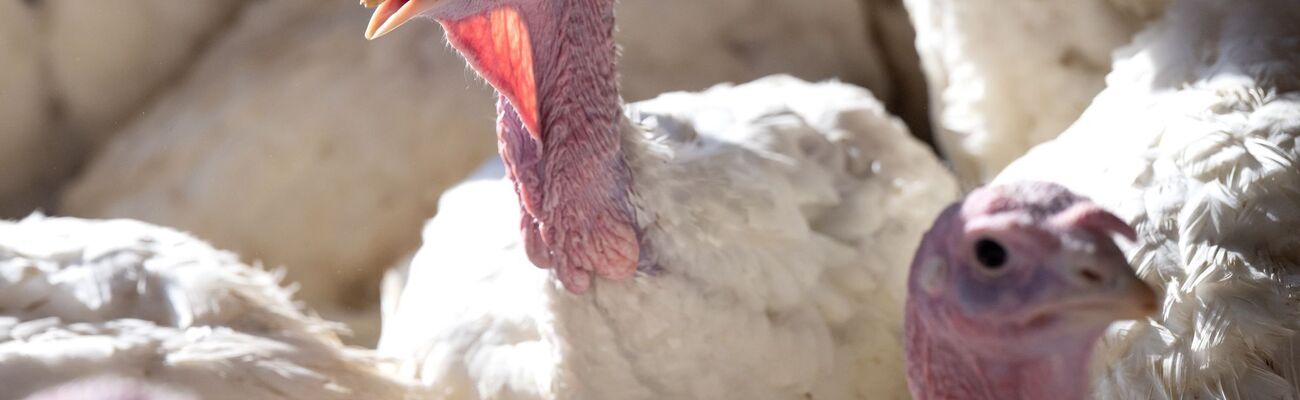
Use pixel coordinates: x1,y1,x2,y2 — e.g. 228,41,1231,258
1078,268,1104,285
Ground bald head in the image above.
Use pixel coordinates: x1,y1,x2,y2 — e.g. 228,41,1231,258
904,181,1156,399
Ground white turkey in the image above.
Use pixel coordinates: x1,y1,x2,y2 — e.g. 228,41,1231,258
903,0,1166,185
366,0,957,398
62,0,909,346
0,215,423,400
994,0,1300,397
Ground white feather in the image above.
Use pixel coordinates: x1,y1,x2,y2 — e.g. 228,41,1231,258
0,215,425,400
903,0,1167,185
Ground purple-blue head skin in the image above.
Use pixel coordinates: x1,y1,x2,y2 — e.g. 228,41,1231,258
363,0,638,293
904,181,1158,400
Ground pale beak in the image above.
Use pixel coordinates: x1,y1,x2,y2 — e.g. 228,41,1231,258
1028,258,1158,326
1087,275,1158,321
1018,232,1159,328
364,0,441,40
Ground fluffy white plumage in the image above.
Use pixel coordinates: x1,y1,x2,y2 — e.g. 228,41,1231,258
379,75,958,399
995,0,1300,397
0,215,424,400
904,0,1166,185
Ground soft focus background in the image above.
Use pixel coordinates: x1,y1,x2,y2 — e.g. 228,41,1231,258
0,0,937,346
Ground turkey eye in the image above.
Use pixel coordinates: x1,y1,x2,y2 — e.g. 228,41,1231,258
974,238,1008,269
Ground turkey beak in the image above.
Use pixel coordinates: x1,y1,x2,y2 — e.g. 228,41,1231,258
1043,204,1156,322
1036,245,1158,325
1084,269,1158,322
1020,227,1158,328
365,0,440,40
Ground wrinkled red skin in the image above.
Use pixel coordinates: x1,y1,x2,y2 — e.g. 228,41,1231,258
439,0,639,293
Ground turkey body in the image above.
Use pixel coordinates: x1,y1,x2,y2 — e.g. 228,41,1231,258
994,0,1300,397
0,215,422,400
379,75,957,400
904,0,1165,185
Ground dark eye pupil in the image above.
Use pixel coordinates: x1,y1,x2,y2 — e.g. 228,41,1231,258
975,239,1008,269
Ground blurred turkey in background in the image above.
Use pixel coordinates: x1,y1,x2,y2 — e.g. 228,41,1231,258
903,0,1166,187
0,0,933,345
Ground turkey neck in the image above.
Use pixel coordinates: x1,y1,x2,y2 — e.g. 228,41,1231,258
497,0,641,292
905,314,1098,400
499,0,627,212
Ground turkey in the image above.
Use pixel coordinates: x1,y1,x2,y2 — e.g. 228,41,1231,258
994,0,1300,397
366,0,957,398
0,215,423,400
903,182,1156,399
62,0,905,346
903,0,1166,185
0,0,62,217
